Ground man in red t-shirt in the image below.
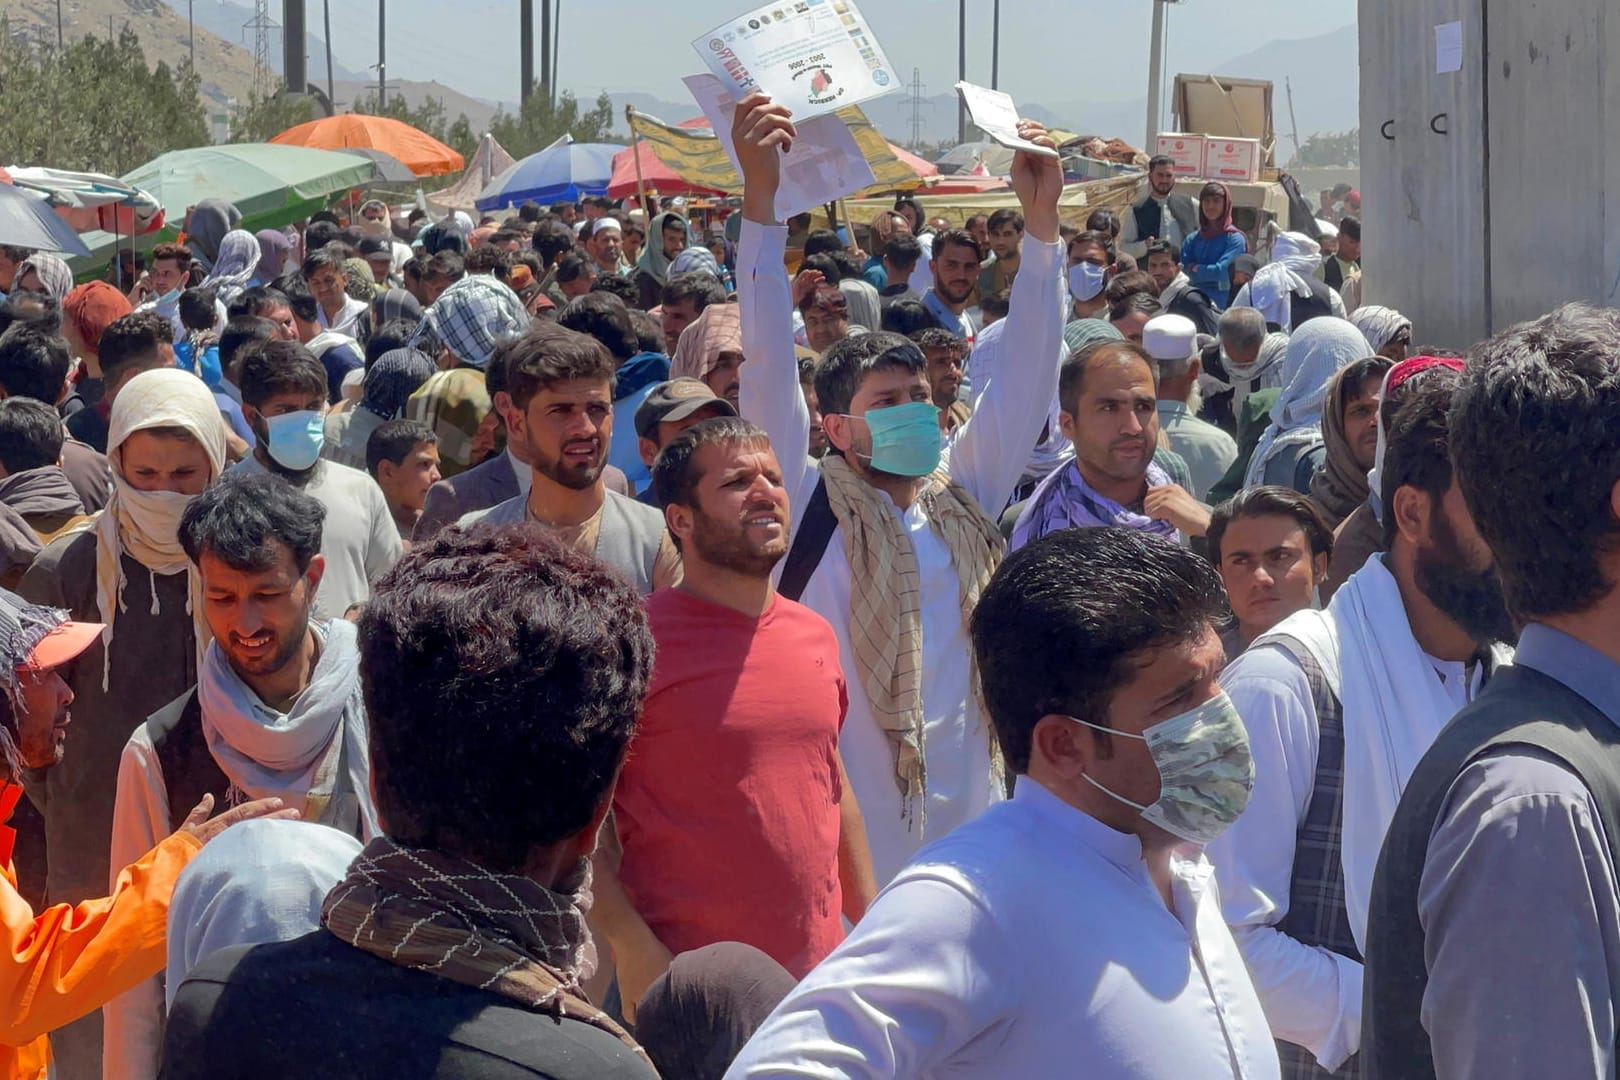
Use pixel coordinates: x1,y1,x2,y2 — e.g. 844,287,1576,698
591,415,876,1021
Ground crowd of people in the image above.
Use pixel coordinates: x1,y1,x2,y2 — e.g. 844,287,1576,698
0,85,1612,1080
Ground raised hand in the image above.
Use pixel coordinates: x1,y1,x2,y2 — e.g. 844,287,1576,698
178,793,300,846
1008,121,1063,243
732,92,798,225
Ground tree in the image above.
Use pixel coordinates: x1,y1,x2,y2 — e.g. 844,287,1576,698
229,92,317,143
1290,129,1360,167
488,91,618,159
0,22,209,175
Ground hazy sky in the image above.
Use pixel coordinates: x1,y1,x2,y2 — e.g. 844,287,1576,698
301,0,1356,108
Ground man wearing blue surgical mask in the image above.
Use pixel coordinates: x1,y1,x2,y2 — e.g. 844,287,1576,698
729,528,1280,1078
732,91,1065,887
1066,229,1116,325
233,340,401,621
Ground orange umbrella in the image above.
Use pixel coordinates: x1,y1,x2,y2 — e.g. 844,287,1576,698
271,114,464,178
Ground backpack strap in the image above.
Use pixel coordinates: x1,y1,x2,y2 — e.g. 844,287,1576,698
778,477,836,602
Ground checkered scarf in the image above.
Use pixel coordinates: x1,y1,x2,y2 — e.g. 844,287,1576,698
414,274,530,369
818,455,1005,826
323,838,651,1067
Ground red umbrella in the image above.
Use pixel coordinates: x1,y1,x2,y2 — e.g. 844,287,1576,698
607,141,730,200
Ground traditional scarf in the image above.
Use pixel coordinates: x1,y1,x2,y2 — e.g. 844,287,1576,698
1196,182,1240,240
637,212,687,288
202,230,261,305
186,198,241,271
839,278,882,332
1310,361,1375,526
1244,317,1370,488
342,258,377,303
94,369,226,689
669,245,721,281
417,274,529,369
254,229,293,281
361,348,437,420
63,281,133,357
0,466,84,519
1365,355,1465,524
818,453,1004,824
165,818,362,1009
198,618,379,837
1349,305,1411,354
1010,459,1176,550
1208,330,1290,416
670,303,739,380
372,288,424,327
322,837,650,1067
16,252,72,302
1241,232,1322,331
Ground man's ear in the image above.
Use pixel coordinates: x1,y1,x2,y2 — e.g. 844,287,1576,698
1392,484,1433,549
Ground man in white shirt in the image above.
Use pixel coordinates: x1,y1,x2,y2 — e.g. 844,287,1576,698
732,92,1063,885
1145,314,1236,500
1119,156,1198,260
1204,373,1516,1078
302,249,368,339
727,527,1279,1079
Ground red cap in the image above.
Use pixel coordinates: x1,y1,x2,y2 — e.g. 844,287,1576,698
26,620,104,671
1387,355,1464,394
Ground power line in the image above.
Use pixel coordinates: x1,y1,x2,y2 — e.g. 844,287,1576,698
243,0,279,100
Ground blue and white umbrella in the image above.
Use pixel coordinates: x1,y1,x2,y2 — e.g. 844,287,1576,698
475,137,622,211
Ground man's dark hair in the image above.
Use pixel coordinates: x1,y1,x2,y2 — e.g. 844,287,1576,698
366,418,437,478
1060,339,1156,417
662,273,726,311
219,317,277,376
401,254,430,285
0,326,71,404
228,285,289,321
803,229,845,259
884,235,922,272
979,288,1011,321
464,246,511,280
303,220,341,253
301,246,347,282
627,309,663,355
1453,304,1620,618
179,472,326,574
987,208,1024,234
814,331,925,418
892,197,923,226
309,209,342,227
407,208,428,226
178,287,217,333
1339,215,1361,242
1106,270,1161,305
1108,290,1163,323
275,273,319,324
237,339,329,409
1144,239,1180,265
99,312,172,384
558,292,637,362
799,254,843,286
555,251,595,285
518,202,542,223
358,524,653,870
931,228,983,262
1068,229,1117,266
365,318,419,367
589,274,639,307
880,299,941,337
972,528,1228,773
532,221,576,266
1207,485,1336,565
964,213,988,231
502,324,618,410
908,327,967,360
0,397,64,473
425,252,465,283
1148,154,1176,172
799,285,848,318
1380,373,1461,550
650,416,772,514
1086,208,1122,240
827,250,863,281
1337,356,1395,418
0,293,61,338
798,354,817,387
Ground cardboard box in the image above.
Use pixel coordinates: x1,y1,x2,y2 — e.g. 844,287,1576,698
1154,133,1205,177
1203,137,1262,183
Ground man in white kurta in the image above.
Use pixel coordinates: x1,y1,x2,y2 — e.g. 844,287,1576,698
736,99,1064,886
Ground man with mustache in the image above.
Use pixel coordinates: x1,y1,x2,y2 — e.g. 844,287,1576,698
461,323,679,595
1204,372,1516,1080
921,228,983,344
591,416,875,1020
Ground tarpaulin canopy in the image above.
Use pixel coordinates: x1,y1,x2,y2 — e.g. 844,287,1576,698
428,133,518,214
1,166,165,236
607,140,729,199
272,114,465,177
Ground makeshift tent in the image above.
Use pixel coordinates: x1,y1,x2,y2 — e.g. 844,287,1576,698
272,114,465,177
428,133,518,215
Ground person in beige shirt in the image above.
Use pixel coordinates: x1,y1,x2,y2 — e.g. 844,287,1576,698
460,324,679,595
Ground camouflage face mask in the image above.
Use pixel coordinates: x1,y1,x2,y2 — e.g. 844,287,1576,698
1071,690,1254,845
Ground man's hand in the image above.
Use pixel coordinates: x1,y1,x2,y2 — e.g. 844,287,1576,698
1008,121,1063,244
615,934,674,1023
792,268,826,308
1145,483,1213,537
732,92,797,226
177,794,299,846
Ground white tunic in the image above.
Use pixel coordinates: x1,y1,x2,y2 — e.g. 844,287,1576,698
725,779,1282,1079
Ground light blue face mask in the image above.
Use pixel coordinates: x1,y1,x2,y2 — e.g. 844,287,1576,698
263,409,325,471
847,401,942,478
1068,261,1108,302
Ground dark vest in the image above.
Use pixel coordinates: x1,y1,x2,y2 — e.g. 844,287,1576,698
1362,665,1620,1079
147,689,230,832
1290,277,1337,330
1132,193,1197,245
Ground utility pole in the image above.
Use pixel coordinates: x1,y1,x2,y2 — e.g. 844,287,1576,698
281,0,304,99
1285,76,1303,164
1145,0,1167,146
957,0,966,143
539,0,552,107
377,0,386,108
520,0,534,105
323,0,335,108
991,0,1000,90
187,0,194,66
552,0,562,109
56,0,63,51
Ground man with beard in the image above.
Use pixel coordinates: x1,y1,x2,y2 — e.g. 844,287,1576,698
232,341,402,621
460,324,678,594
921,228,983,343
1119,156,1199,260
105,473,378,1080
1205,374,1515,1080
589,417,875,1020
910,327,971,441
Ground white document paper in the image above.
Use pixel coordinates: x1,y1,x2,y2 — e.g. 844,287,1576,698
955,81,1060,159
1435,21,1463,74
693,0,899,121
684,73,876,220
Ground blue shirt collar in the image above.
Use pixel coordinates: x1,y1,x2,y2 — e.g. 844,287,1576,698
1514,622,1620,724
922,289,969,338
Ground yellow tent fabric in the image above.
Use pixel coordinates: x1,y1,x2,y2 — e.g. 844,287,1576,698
626,105,924,199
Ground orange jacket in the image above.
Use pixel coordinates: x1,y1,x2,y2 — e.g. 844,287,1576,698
0,784,201,1080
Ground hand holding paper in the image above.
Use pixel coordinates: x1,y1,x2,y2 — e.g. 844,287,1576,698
1008,119,1063,243
956,81,1062,160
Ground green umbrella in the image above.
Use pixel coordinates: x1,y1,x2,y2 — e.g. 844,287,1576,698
70,143,378,278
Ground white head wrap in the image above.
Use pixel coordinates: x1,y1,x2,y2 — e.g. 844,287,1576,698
1349,305,1411,354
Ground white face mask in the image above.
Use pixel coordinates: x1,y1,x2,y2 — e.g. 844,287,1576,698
1068,261,1108,303
1069,690,1255,845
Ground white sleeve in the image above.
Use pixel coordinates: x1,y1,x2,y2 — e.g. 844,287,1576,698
1329,288,1348,319
103,730,172,1080
1204,645,1362,1070
945,237,1064,514
1119,204,1148,259
724,871,1018,1079
738,219,816,532
363,478,404,584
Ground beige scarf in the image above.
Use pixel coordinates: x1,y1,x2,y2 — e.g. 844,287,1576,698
818,454,1005,825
